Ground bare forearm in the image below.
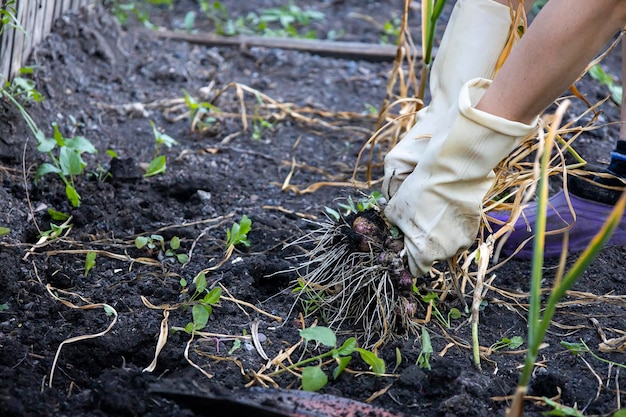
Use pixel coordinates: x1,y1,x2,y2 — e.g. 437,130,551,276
478,0,626,124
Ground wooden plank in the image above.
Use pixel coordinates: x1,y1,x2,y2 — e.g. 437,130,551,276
43,0,55,36
1,0,97,81
0,2,16,80
148,29,407,63
54,0,63,20
72,0,86,11
21,0,37,67
9,0,28,80
32,0,46,50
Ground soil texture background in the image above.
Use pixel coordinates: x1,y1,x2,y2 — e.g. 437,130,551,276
1,1,626,416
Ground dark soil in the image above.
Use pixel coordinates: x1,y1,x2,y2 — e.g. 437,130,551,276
1,1,625,417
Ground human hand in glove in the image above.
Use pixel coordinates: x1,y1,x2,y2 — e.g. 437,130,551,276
383,0,516,200
383,0,626,276
384,78,536,276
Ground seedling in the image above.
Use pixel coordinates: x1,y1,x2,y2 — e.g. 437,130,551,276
39,221,72,240
180,272,222,333
184,11,196,33
256,2,324,39
35,122,97,207
150,120,177,151
0,304,8,312
419,291,461,329
199,1,244,36
144,121,177,177
144,155,166,177
0,227,9,237
416,327,433,370
200,1,324,38
393,347,403,373
135,234,189,264
541,398,585,417
182,89,220,132
252,113,274,141
562,340,626,369
292,278,326,318
226,215,251,248
489,336,524,351
109,0,173,28
84,252,97,276
329,192,383,219
228,336,242,355
588,64,623,105
268,326,385,392
380,17,401,45
47,208,70,221
7,68,44,103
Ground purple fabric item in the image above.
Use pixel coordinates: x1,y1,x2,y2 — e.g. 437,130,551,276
490,190,626,259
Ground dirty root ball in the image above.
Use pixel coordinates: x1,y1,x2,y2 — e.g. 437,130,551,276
343,209,387,252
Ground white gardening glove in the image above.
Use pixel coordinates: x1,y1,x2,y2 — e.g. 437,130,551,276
383,0,517,200
385,78,538,276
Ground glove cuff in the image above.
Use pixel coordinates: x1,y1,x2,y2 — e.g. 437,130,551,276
459,78,538,137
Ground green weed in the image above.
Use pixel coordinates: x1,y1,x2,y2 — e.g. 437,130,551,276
35,122,97,207
292,278,326,318
144,120,177,177
541,398,585,417
562,339,626,370
84,251,97,276
588,64,623,105
268,326,385,392
135,234,189,264
47,208,70,221
200,1,324,39
380,17,401,45
0,1,23,34
6,68,44,103
184,11,196,33
226,215,251,248
489,336,523,352
416,327,433,370
325,192,383,221
182,89,220,132
180,272,222,333
419,291,461,329
0,227,9,237
108,0,173,28
38,220,72,240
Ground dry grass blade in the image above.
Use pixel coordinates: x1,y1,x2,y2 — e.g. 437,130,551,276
218,284,283,323
193,350,246,376
140,296,179,373
184,333,214,379
43,248,162,267
45,284,118,388
251,320,270,361
143,310,170,373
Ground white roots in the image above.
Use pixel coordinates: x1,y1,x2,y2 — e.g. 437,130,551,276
291,213,421,348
